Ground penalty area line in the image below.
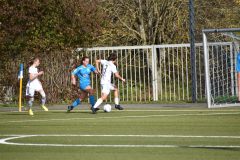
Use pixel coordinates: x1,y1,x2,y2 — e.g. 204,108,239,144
6,112,240,123
2,109,240,114
0,135,240,148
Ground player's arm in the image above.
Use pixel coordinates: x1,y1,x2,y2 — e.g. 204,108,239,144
90,63,101,75
114,72,125,82
95,59,101,74
94,70,101,75
29,71,44,81
71,67,79,85
71,74,76,85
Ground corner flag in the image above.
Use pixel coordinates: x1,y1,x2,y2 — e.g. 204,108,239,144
18,64,23,112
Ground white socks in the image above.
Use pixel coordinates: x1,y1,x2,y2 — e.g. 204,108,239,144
40,90,46,105
114,98,119,105
93,97,119,108
93,98,103,108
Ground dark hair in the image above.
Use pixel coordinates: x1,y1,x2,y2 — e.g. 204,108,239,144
81,56,89,64
107,53,117,61
28,57,39,67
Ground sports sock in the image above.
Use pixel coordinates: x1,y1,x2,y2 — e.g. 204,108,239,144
41,97,46,105
72,98,81,108
28,97,34,109
40,90,46,105
93,98,103,108
89,95,95,107
114,97,119,105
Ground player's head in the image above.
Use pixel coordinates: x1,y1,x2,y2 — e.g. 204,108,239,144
81,56,89,66
108,53,117,62
29,57,40,67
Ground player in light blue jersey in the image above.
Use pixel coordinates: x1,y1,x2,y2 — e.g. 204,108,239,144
236,52,240,101
236,52,240,73
67,56,100,112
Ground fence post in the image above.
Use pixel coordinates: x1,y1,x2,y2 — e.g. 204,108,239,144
151,45,158,101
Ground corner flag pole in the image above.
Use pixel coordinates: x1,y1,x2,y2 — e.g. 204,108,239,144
18,64,23,112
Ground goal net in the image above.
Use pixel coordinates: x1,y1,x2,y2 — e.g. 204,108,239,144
203,28,240,108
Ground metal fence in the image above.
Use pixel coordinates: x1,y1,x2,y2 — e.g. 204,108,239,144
77,46,154,102
153,44,205,101
76,42,233,102
1,42,234,103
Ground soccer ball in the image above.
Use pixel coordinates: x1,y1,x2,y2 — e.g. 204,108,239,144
103,104,111,112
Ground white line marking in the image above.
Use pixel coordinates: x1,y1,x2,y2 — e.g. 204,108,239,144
41,109,240,112
0,135,240,148
7,112,240,123
3,109,240,113
48,110,240,114
1,134,240,139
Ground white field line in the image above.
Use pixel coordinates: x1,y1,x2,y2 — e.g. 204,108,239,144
4,109,240,113
0,135,240,148
1,134,240,139
6,112,240,123
43,109,240,112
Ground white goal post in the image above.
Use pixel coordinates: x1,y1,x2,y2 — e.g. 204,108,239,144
203,28,240,108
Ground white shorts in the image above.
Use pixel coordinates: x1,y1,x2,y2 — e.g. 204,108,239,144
26,81,43,97
101,83,116,95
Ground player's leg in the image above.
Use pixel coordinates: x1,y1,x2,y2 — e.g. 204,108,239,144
92,84,110,113
112,85,123,110
84,86,96,108
238,73,240,101
27,96,34,116
26,87,35,116
37,89,48,111
92,93,108,114
67,91,87,112
33,81,48,112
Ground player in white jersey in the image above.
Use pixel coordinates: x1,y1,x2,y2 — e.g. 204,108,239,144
92,53,125,113
26,57,48,116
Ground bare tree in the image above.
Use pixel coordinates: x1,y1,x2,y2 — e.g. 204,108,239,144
100,0,189,45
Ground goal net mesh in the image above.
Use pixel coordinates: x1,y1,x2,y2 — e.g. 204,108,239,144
204,29,240,107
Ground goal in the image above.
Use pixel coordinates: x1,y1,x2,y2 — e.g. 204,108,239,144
203,28,240,108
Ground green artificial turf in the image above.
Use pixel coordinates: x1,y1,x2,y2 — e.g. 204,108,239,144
0,106,240,160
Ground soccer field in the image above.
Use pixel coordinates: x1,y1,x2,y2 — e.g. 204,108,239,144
0,104,240,160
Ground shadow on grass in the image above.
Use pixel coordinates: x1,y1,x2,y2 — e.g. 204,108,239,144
182,146,240,151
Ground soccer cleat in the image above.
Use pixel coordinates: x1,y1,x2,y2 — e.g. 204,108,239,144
41,105,48,111
91,107,100,114
67,106,73,112
115,105,124,110
29,109,34,116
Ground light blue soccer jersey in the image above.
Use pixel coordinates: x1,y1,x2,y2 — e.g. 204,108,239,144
72,64,96,90
236,52,240,73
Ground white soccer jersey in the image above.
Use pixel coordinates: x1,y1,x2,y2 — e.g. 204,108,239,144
26,66,42,90
100,60,117,84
